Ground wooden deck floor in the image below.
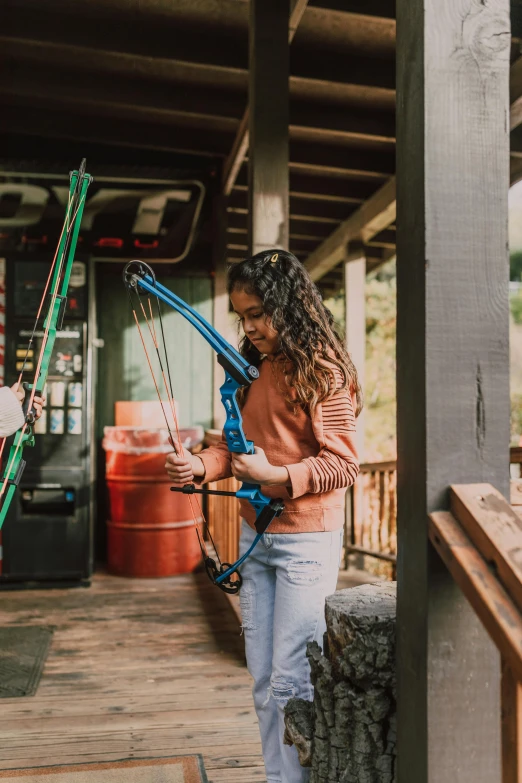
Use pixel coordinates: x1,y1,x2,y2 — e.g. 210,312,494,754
0,568,372,782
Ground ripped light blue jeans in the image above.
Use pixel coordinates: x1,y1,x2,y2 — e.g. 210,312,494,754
238,520,343,783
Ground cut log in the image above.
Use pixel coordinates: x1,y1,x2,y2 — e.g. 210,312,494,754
284,582,397,782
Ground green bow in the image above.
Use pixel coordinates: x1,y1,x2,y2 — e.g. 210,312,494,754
0,160,92,530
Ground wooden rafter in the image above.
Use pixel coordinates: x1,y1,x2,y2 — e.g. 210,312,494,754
222,0,309,196
304,176,396,280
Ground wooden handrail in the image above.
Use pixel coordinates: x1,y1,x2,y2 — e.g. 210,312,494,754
359,460,397,473
430,484,522,783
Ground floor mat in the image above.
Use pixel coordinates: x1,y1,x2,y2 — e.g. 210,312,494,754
0,626,53,698
0,756,208,782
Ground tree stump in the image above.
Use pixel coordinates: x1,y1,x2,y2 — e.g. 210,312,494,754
284,582,397,783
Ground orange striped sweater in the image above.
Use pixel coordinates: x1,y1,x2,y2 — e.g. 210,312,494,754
198,356,359,533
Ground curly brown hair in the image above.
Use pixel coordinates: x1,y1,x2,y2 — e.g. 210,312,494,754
227,249,363,417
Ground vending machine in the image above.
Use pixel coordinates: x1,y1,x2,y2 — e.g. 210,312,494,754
0,256,95,585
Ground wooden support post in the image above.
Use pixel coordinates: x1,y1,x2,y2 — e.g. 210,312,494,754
396,1,511,781
248,0,289,255
212,195,232,430
345,243,366,563
344,242,366,458
502,660,522,783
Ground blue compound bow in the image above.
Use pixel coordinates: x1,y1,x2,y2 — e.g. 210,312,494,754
123,260,284,594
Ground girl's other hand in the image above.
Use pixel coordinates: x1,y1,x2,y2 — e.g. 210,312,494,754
165,442,205,485
32,395,45,420
231,446,289,487
10,383,24,403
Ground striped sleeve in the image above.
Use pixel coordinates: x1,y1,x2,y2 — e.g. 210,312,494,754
0,386,25,438
284,375,359,498
196,432,233,484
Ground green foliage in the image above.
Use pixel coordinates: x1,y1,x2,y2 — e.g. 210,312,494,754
512,394,522,446
363,261,397,461
323,259,397,462
324,260,522,457
511,291,522,325
511,251,522,282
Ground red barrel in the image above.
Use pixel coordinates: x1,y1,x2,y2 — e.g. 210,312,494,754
103,426,204,578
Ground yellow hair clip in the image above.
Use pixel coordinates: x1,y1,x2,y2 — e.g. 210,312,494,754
270,253,279,263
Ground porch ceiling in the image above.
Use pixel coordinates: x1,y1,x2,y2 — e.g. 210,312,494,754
2,0,522,293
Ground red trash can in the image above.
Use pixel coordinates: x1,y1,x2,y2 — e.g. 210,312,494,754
103,425,204,578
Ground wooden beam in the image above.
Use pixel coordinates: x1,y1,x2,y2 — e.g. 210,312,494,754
289,104,395,143
235,170,377,204
223,0,307,196
288,141,394,178
512,479,522,511
304,177,396,281
501,659,522,783
3,10,250,74
2,14,395,94
0,105,231,158
0,63,246,126
228,190,354,223
248,0,290,256
212,195,231,431
366,227,396,248
2,65,396,165
396,1,510,780
344,242,366,458
227,211,332,240
428,511,522,687
308,0,395,18
450,484,522,613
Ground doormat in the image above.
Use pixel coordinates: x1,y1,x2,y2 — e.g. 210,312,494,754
0,756,208,782
0,626,54,698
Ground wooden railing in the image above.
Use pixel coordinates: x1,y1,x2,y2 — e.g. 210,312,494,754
344,446,522,573
429,484,522,782
206,475,241,566
344,460,397,572
204,443,522,576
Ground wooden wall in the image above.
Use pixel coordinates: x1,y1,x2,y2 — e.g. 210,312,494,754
95,264,213,438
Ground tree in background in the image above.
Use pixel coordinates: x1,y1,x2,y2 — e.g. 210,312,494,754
324,259,397,461
326,254,522,457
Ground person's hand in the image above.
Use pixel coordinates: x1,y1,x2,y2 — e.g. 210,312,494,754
9,384,45,420
32,395,45,421
165,442,205,485
231,446,289,486
10,383,24,403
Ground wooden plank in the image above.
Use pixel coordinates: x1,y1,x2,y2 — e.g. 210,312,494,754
248,0,290,254
304,177,396,281
429,511,522,684
0,564,368,778
512,447,522,464
512,479,522,509
396,1,510,781
222,0,307,196
450,483,522,613
501,659,522,783
0,572,260,777
234,169,377,204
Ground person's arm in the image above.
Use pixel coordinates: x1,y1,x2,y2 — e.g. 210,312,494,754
194,435,234,483
283,385,359,499
165,432,233,485
0,386,26,438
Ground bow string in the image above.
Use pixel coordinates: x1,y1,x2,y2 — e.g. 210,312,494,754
0,160,93,530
